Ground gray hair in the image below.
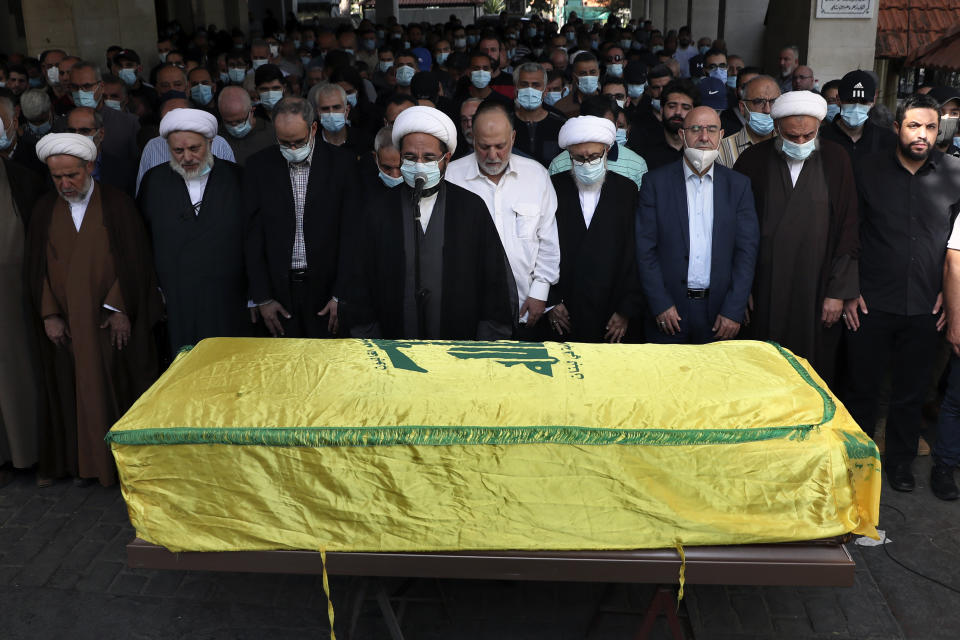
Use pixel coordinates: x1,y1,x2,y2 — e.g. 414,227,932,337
70,61,102,81
68,106,104,129
513,62,547,88
272,96,315,124
308,81,346,108
742,74,780,97
20,88,52,120
374,126,395,152
781,45,800,61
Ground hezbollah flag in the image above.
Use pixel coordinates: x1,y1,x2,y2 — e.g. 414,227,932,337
108,338,880,553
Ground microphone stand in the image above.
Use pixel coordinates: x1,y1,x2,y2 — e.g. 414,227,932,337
411,174,428,338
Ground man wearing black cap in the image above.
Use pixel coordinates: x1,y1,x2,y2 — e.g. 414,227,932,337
820,70,895,165
621,60,647,120
111,49,159,118
928,86,960,158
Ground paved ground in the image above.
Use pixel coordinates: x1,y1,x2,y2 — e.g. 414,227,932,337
1,455,958,639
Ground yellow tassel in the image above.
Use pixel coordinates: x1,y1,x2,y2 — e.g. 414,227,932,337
675,540,686,602
320,548,337,640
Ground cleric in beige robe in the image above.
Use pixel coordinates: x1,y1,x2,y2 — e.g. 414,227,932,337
0,155,46,487
26,134,161,487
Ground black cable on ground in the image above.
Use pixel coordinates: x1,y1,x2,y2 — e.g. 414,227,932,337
876,502,960,596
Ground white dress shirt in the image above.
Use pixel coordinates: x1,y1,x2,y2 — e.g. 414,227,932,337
578,185,602,228
785,157,805,186
184,173,210,215
682,160,715,290
418,192,438,232
69,185,95,231
445,154,560,311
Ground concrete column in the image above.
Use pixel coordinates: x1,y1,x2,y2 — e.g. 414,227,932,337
689,0,720,41
376,0,400,24
806,0,879,89
722,0,767,65
666,0,686,32
195,0,229,30
0,0,29,55
648,0,665,30
21,0,158,69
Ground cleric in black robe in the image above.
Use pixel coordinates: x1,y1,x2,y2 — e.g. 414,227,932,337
733,92,859,384
341,106,514,340
547,115,644,343
138,109,250,356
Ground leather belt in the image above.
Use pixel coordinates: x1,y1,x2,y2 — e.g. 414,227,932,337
686,288,709,299
289,269,308,283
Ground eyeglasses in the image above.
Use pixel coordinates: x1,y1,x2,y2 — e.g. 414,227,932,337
683,124,721,134
571,152,605,164
278,136,312,150
69,82,101,92
606,55,624,62
704,63,728,71
65,127,100,136
743,97,777,108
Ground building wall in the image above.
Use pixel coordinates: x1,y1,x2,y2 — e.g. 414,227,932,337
762,0,810,77
806,3,879,89
689,0,720,41
723,0,768,67
0,0,28,56
21,0,158,70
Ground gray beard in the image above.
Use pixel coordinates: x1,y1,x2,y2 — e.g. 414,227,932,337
170,151,214,180
60,176,93,204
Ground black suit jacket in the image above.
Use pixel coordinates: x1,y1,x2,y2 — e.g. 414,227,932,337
244,141,359,309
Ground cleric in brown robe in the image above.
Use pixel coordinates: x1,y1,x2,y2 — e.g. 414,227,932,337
0,155,46,487
733,91,859,384
26,133,161,487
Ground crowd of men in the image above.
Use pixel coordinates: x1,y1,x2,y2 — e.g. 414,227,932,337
1,13,960,502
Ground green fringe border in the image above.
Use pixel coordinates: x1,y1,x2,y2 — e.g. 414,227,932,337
106,341,833,448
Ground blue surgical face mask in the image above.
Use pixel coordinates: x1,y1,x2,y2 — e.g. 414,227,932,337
652,45,664,54
566,32,576,43
529,28,538,38
104,99,122,111
27,120,52,137
454,38,467,49
628,83,645,99
826,103,840,122
226,116,252,138
396,65,415,86
709,68,728,84
301,56,312,67
577,75,599,94
544,90,563,106
471,69,491,89
343,48,354,56
607,63,623,78
280,138,312,163
379,170,404,188
345,92,358,107
747,111,774,136
841,103,870,128
229,68,246,84
320,112,347,132
378,60,394,73
73,90,99,108
620,39,633,50
651,98,661,112
726,74,737,89
293,40,301,49
29,76,44,88
779,134,817,161
516,87,543,110
401,159,443,189
573,155,606,185
118,68,138,87
190,84,213,105
699,45,710,55
435,52,449,65
467,35,479,46
251,58,268,69
306,39,316,49
259,90,283,109
0,129,11,150
615,128,627,145
219,71,230,84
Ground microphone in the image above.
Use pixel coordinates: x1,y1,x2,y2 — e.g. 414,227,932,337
411,172,427,205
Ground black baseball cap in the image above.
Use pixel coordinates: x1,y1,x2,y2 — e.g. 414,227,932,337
838,70,875,102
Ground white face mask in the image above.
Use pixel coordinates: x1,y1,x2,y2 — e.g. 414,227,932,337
683,137,720,173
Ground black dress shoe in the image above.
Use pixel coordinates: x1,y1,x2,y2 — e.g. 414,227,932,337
931,465,959,501
886,463,915,492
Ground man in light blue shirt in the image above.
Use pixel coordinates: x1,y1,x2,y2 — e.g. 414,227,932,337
636,106,759,344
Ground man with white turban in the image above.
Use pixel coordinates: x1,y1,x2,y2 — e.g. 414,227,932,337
342,105,513,340
26,133,160,487
0,122,45,487
637,106,759,345
446,100,560,339
545,114,645,342
138,108,249,356
734,90,859,383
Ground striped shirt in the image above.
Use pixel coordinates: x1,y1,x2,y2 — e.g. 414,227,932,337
717,126,774,168
548,143,649,190
288,142,316,269
136,135,236,194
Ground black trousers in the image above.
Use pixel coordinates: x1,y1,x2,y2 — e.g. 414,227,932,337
282,275,332,339
645,297,713,345
845,310,939,466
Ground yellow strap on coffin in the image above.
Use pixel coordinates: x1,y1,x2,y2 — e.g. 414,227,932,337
320,548,336,640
